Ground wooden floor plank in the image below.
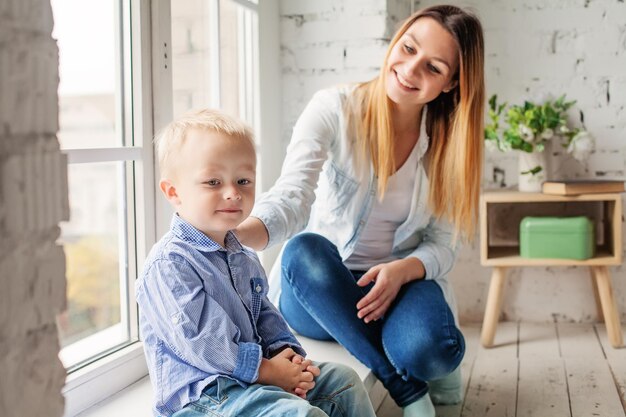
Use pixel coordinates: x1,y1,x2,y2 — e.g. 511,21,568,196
596,323,626,411
517,322,570,417
518,321,560,358
461,322,518,417
565,357,625,417
517,357,570,417
557,322,603,358
558,323,625,417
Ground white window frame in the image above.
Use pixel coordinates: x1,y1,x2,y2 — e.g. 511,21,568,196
61,0,282,415
61,0,156,414
255,0,283,271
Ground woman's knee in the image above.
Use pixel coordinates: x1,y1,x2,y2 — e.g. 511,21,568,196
281,233,339,289
283,233,334,264
383,326,465,381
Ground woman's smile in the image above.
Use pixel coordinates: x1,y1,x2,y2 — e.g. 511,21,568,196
393,69,419,91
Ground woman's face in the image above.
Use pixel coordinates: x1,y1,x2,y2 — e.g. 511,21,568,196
385,17,459,109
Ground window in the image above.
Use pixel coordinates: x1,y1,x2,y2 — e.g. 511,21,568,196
170,0,259,125
54,0,156,414
55,0,276,415
53,0,142,372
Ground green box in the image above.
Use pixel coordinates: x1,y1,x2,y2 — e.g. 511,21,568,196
519,216,595,260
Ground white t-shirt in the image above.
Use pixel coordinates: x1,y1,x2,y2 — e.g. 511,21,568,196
344,140,421,271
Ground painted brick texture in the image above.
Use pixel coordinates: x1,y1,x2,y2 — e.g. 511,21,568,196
279,0,413,148
279,0,625,323
0,0,68,415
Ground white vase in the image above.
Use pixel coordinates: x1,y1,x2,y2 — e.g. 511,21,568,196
518,150,549,192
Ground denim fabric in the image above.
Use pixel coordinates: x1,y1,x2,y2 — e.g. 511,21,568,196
279,233,466,408
171,362,376,417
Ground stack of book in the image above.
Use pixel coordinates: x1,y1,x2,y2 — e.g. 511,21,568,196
542,179,625,195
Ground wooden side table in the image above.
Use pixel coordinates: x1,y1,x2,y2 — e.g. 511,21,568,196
480,191,624,348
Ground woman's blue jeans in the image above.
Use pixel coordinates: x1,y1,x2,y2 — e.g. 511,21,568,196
279,233,465,408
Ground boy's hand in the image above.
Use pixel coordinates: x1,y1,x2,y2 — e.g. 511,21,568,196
290,355,321,398
257,348,316,397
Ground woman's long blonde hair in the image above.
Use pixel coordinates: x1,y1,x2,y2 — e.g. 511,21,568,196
346,5,485,242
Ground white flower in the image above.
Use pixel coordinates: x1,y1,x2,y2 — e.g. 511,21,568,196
567,131,595,162
519,124,535,142
485,139,499,152
559,125,570,134
500,140,513,152
540,128,554,140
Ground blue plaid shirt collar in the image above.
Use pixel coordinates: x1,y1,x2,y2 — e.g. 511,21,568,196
170,214,244,254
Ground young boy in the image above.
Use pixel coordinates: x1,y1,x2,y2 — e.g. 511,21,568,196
136,109,376,417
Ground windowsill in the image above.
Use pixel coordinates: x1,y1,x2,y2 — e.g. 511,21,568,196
60,323,131,369
64,342,148,416
76,337,385,416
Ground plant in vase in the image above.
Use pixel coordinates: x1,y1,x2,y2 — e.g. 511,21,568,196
484,94,595,192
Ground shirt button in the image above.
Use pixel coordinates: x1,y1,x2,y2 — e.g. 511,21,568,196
171,315,179,324
359,220,365,226
255,285,262,293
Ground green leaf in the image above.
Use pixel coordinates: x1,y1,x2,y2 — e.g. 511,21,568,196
485,130,499,140
521,142,533,153
489,94,497,111
520,166,543,175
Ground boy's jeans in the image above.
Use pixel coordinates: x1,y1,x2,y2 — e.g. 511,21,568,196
279,233,465,408
172,362,376,417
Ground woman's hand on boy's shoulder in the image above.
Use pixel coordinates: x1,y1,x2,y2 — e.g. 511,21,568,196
233,216,269,251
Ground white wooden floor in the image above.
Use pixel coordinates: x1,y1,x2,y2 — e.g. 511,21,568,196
377,322,626,417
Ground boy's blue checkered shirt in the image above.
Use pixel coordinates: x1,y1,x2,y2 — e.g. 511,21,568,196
136,214,305,416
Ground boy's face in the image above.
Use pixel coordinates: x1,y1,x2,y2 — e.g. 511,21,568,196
161,129,256,244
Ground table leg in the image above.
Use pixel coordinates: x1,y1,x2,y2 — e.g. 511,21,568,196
592,265,624,348
481,266,507,348
589,267,604,323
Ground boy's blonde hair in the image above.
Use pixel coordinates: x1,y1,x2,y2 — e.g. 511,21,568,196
155,108,255,177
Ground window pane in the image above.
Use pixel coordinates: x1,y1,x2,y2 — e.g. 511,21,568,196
52,0,123,149
171,0,214,117
219,0,240,118
57,162,131,369
171,0,257,126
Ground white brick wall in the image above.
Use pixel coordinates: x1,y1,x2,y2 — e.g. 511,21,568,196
279,0,413,147
279,0,626,323
0,0,68,415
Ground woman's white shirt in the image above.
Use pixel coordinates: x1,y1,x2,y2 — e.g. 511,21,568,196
344,138,421,271
251,85,459,320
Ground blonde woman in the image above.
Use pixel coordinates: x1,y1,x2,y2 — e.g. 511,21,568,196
236,5,484,416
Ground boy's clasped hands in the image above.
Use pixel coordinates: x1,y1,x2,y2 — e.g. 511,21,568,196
257,348,320,399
